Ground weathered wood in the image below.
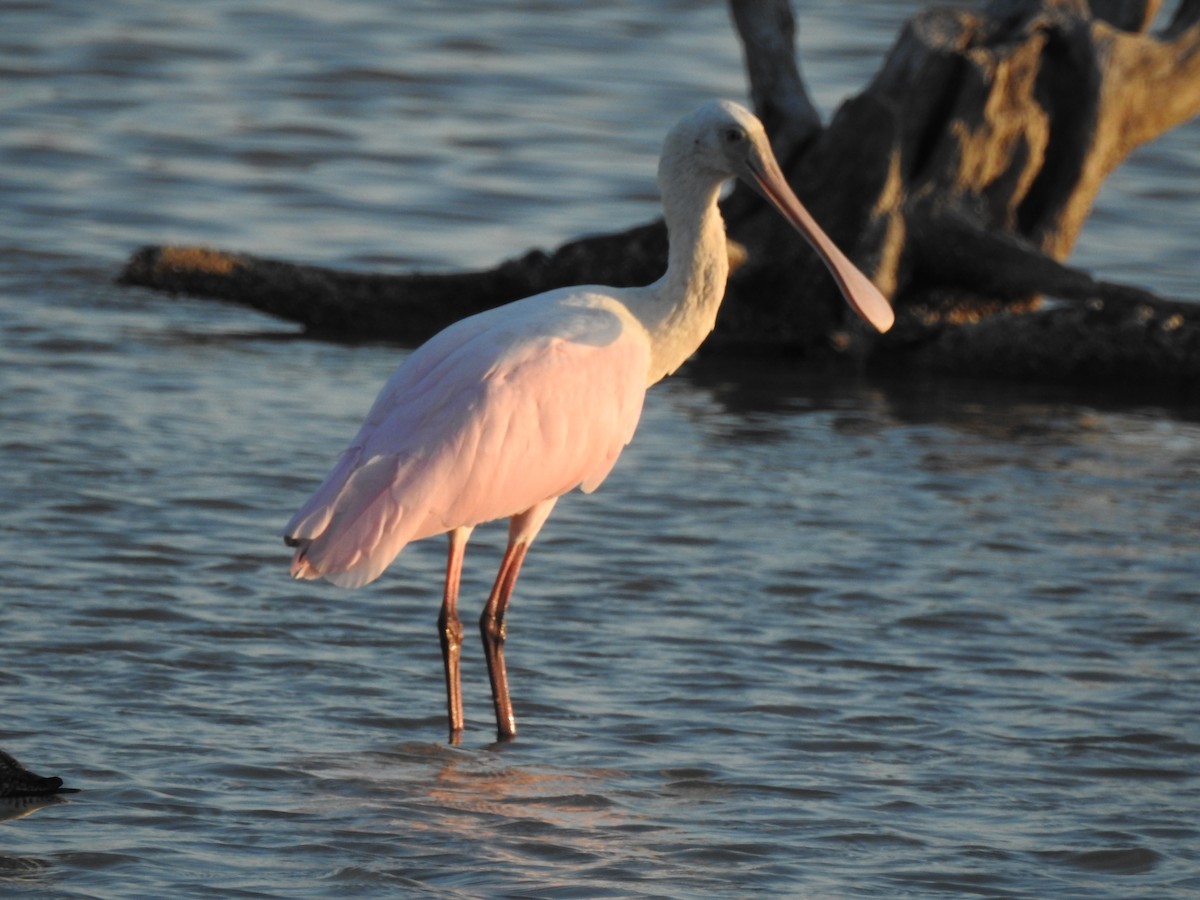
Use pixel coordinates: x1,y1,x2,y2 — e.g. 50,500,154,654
729,0,822,158
895,292,1200,393
117,0,1200,391
119,225,671,339
739,0,1200,313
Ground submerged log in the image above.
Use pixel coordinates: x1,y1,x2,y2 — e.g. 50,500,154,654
118,0,1200,391
119,227,670,339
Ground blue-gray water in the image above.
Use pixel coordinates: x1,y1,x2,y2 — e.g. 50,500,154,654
3,1,1199,897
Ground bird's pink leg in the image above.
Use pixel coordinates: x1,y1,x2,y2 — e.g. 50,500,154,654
438,526,472,744
480,538,528,742
479,500,556,742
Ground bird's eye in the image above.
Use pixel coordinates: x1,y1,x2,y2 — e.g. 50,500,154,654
724,128,746,145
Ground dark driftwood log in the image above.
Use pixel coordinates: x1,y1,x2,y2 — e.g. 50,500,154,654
118,0,1200,391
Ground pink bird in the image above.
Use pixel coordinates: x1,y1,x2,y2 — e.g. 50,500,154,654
285,100,894,742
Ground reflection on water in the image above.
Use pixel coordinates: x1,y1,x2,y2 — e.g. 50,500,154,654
0,794,73,825
2,0,1200,896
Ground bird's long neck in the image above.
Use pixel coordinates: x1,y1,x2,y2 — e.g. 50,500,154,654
634,173,730,386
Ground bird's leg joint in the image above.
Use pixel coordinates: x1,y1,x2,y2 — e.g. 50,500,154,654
479,610,506,646
438,607,463,653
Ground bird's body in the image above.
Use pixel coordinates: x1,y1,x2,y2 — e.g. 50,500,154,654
287,290,650,588
285,100,893,741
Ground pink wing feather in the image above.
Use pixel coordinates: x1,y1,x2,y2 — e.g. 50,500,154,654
285,291,650,588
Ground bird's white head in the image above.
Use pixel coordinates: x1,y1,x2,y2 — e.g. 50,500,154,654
661,99,772,182
663,99,894,334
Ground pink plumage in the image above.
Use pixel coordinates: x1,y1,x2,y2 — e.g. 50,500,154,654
286,294,647,588
284,100,892,742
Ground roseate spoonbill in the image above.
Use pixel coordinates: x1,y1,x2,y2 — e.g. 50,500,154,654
285,99,893,742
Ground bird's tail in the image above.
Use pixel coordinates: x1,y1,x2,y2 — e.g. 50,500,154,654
286,540,321,580
283,452,419,589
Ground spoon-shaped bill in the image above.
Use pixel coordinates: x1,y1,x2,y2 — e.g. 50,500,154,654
744,153,894,334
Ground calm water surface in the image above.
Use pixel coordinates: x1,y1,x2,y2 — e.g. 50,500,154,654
2,2,1199,897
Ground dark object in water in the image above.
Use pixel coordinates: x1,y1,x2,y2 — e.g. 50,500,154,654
0,750,79,798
